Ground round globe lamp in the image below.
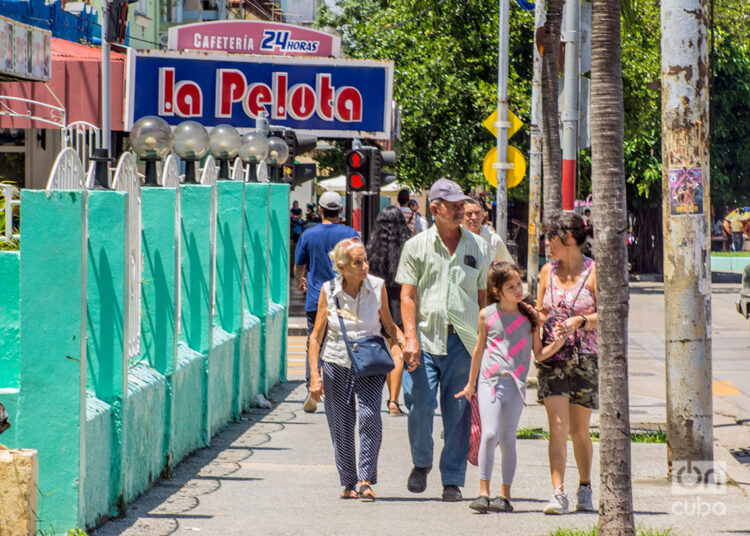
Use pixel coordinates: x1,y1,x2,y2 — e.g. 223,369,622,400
130,116,173,185
209,124,241,179
173,121,210,183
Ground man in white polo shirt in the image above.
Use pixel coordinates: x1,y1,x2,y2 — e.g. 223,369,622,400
396,177,490,502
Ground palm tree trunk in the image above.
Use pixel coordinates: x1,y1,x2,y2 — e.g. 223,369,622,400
590,0,635,534
542,0,563,220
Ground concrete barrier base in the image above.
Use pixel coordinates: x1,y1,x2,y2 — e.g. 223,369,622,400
0,448,38,536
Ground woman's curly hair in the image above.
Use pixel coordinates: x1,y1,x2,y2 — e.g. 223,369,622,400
366,205,412,286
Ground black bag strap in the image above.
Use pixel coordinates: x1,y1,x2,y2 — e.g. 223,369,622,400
550,261,592,313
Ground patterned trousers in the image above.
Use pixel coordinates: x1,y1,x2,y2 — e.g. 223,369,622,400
322,361,386,487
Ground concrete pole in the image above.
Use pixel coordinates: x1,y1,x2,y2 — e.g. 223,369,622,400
494,0,510,241
527,0,545,294
661,0,713,468
101,0,111,153
561,0,580,212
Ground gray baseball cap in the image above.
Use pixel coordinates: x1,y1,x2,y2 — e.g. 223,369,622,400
429,177,472,203
319,191,343,210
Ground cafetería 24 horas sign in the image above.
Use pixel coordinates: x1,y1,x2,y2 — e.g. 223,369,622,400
167,21,341,58
125,50,394,139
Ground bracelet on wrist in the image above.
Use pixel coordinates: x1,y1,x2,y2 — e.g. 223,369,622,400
580,314,587,329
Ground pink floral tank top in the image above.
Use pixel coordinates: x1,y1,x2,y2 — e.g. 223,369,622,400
542,257,598,354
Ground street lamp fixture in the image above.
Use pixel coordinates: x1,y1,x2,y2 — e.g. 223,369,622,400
173,121,210,183
130,116,174,185
209,124,241,180
265,136,289,183
239,131,269,182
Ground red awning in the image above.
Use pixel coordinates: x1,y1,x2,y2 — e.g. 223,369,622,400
0,38,126,130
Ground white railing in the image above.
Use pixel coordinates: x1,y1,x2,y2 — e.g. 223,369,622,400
46,148,85,191
1,183,20,243
161,154,183,351
66,121,101,172
231,157,244,181
112,152,143,363
200,157,218,346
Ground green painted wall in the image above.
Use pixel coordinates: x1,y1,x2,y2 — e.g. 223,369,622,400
0,251,20,389
171,344,205,462
268,184,290,384
180,185,214,355
85,190,128,515
216,181,245,420
141,189,178,376
18,189,86,530
244,184,270,394
216,181,244,334
9,179,291,530
122,364,166,503
84,395,112,528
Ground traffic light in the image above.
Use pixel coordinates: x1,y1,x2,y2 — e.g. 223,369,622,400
269,127,318,183
369,150,396,188
346,149,369,192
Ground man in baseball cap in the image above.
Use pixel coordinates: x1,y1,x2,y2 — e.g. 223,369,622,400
294,189,358,413
395,177,490,502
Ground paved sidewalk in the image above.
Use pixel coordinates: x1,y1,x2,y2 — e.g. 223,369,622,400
93,376,750,536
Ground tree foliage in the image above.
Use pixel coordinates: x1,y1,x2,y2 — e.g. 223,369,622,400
318,0,533,198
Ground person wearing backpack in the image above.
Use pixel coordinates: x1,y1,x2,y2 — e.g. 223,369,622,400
535,213,599,515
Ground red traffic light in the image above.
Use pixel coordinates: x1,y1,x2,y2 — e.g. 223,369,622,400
349,172,365,190
347,150,366,169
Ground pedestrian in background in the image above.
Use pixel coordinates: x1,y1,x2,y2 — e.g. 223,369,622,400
535,213,598,515
396,177,490,502
463,198,513,264
294,192,359,413
408,198,428,232
455,262,564,513
307,238,404,500
366,205,411,416
398,188,422,234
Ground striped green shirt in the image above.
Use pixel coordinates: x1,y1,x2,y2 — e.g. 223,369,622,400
395,225,490,354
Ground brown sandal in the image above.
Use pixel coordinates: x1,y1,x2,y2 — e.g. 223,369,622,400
388,400,405,416
358,483,376,501
340,485,358,499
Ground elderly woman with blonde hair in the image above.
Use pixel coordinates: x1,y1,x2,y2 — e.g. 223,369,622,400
308,237,405,500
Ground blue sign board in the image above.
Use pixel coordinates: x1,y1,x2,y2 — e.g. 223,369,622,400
126,50,394,138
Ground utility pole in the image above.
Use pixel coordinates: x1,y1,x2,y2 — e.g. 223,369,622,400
661,0,713,469
101,0,111,154
494,0,511,241
527,0,545,294
561,0,580,212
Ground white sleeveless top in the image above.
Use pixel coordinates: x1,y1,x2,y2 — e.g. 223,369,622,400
321,274,385,368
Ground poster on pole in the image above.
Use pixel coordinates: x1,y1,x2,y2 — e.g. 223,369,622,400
126,50,394,138
668,167,704,215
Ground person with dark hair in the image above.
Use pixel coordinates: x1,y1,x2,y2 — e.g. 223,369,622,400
535,212,599,515
396,177,491,502
294,191,359,413
398,188,422,234
455,262,565,513
305,202,321,224
366,205,412,416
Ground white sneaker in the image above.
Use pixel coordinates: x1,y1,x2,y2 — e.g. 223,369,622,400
576,484,594,511
543,488,569,515
576,486,594,512
303,392,317,413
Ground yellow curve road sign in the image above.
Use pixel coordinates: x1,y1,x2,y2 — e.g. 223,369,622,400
483,146,526,189
483,109,523,139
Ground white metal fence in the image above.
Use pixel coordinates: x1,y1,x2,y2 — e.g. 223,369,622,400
0,183,20,243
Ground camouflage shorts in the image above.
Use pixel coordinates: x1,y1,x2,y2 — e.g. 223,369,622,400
536,353,599,409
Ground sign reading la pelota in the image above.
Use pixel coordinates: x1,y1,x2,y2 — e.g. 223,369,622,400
126,51,394,139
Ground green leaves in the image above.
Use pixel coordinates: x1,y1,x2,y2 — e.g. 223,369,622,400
318,0,533,193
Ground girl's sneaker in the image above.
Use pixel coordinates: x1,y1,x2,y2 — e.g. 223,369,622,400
488,496,514,512
543,488,569,515
576,484,594,511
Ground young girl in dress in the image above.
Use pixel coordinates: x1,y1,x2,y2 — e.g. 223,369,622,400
455,262,567,513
